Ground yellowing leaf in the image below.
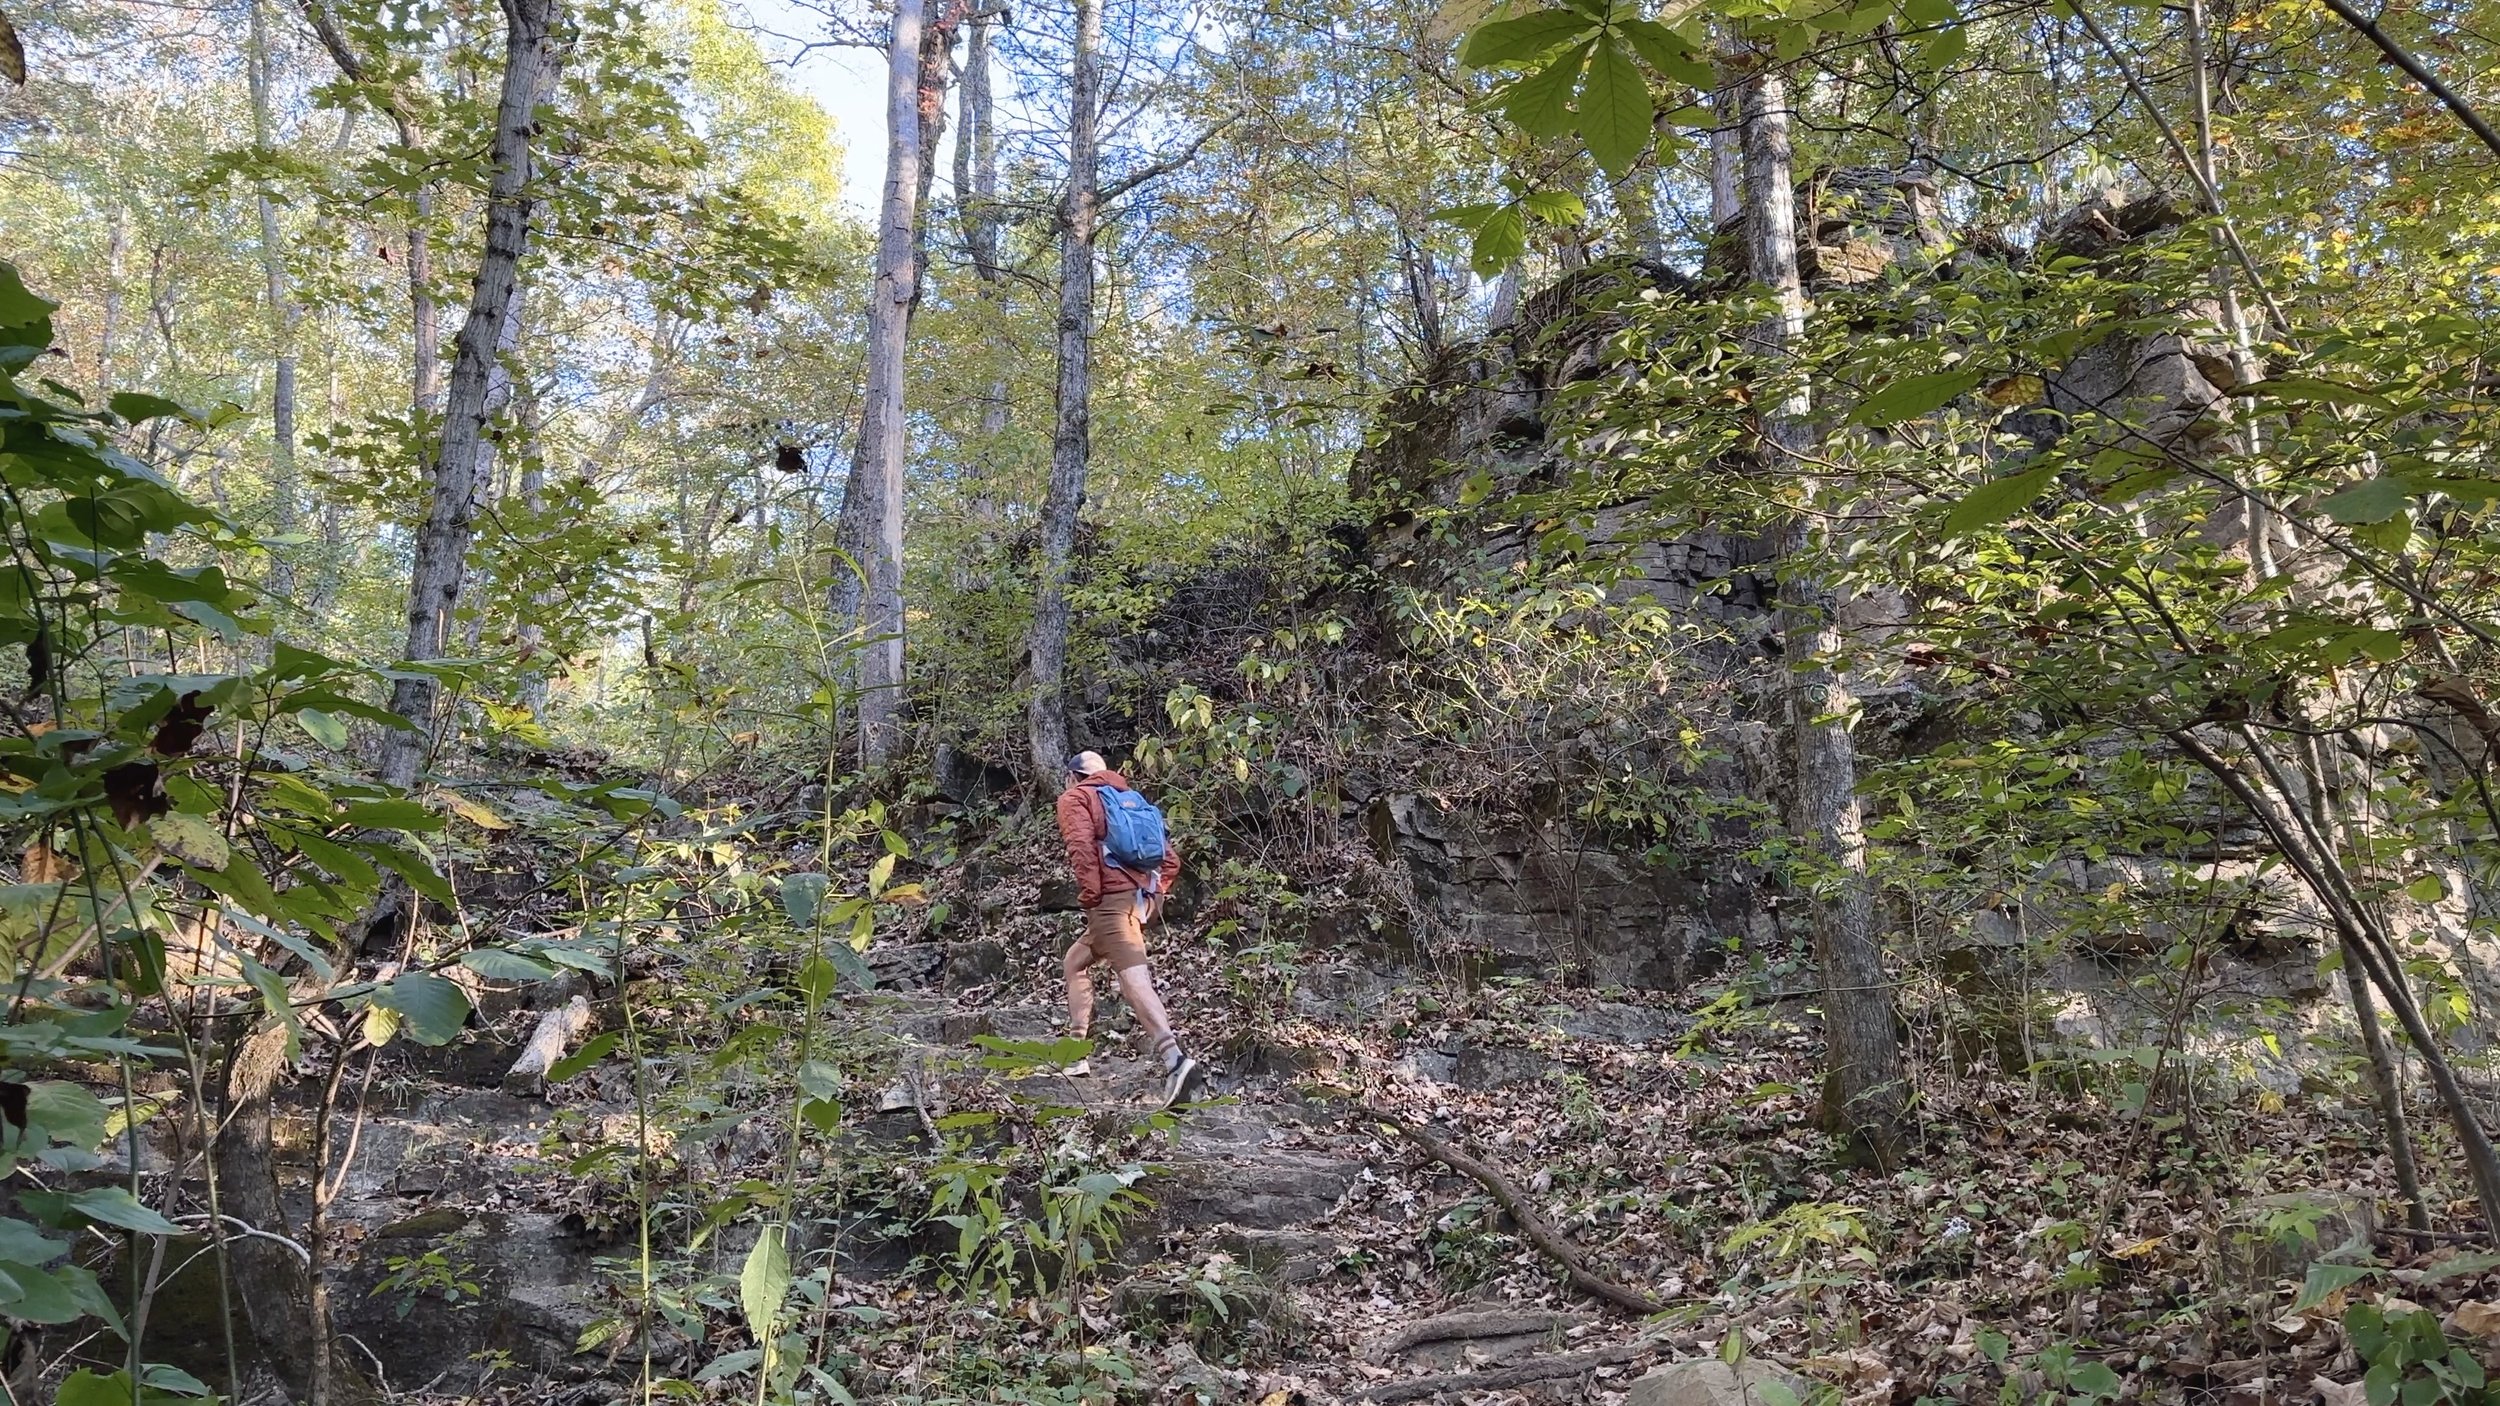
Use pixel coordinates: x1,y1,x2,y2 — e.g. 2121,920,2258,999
441,792,511,830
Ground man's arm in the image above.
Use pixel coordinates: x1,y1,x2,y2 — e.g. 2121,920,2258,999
1157,833,1181,893
1055,787,1105,909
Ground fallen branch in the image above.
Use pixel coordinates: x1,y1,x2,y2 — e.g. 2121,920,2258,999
504,995,593,1095
1356,1296,1795,1403
1356,1104,1665,1315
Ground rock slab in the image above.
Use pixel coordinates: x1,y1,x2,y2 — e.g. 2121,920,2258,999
1625,1360,1809,1406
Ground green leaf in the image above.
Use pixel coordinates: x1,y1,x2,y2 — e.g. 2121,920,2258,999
108,393,192,425
1850,368,1985,425
781,872,830,928
370,972,471,1046
1942,465,2059,537
461,948,559,982
1576,35,1652,177
547,1031,621,1082
797,955,839,1004
296,709,351,750
740,1226,792,1346
2317,477,2412,525
2295,1259,2382,1311
1618,18,1714,86
148,812,229,870
2404,873,2447,903
1517,189,1587,224
1470,205,1528,277
1498,41,1591,139
1458,6,1596,66
25,1081,108,1151
20,1186,183,1235
0,262,57,365
339,798,445,832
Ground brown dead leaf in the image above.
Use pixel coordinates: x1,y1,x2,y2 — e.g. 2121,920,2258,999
2450,1300,2500,1339
2312,1377,2369,1406
22,841,75,883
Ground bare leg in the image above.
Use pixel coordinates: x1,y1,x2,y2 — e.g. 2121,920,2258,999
1112,963,1177,1051
1062,940,1097,1038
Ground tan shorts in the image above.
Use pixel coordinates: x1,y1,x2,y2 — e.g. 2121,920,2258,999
1080,901,1150,972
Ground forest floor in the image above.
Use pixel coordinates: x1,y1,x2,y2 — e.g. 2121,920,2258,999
293,797,2500,1406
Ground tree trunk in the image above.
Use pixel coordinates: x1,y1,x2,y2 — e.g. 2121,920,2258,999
247,0,303,610
460,289,526,659
2341,934,2433,1233
98,209,124,389
1710,49,1741,231
516,377,550,715
958,10,1011,527
1022,0,1102,782
215,1033,318,1399
376,0,568,789
845,0,926,770
1742,62,1907,1167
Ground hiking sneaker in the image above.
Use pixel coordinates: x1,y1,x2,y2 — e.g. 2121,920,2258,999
1159,1054,1202,1110
1062,1059,1093,1078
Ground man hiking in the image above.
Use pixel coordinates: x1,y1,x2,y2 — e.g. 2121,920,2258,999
1054,750,1200,1108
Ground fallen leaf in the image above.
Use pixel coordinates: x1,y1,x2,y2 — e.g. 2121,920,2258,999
2451,1299,2500,1339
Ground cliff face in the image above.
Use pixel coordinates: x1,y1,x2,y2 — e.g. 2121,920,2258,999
1332,177,2492,1090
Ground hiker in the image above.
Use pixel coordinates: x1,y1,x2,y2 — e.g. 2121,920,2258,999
1054,750,1200,1107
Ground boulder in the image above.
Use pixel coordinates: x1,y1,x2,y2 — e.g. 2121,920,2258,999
1624,1360,1810,1406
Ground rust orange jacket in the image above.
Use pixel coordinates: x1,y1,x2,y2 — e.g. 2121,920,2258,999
1054,770,1181,910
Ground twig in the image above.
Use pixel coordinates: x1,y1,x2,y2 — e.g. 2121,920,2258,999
1355,1104,1665,1315
170,1213,311,1265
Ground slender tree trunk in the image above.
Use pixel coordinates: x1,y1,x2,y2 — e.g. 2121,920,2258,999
247,0,303,609
844,0,926,769
1023,0,1102,781
1618,158,1666,264
214,1038,319,1400
1489,264,1521,329
958,10,1011,526
517,394,549,714
1710,64,1741,230
98,209,124,388
460,290,526,659
297,4,441,412
1743,62,1907,1167
377,0,568,788
408,174,440,411
2341,935,2433,1233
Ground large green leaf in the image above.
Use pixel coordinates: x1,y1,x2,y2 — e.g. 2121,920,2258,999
1617,18,1714,87
1942,465,2059,537
19,1186,182,1236
370,972,471,1046
1470,205,1528,277
1849,368,1985,426
1458,6,1595,66
740,1226,791,1347
1499,41,1591,138
461,948,559,982
1576,35,1652,177
2316,476,2411,525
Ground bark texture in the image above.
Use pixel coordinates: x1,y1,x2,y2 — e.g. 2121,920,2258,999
844,0,926,769
1742,64,1906,1166
1023,0,1102,781
376,0,567,787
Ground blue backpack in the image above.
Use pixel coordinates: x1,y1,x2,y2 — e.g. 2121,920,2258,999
1090,783,1170,891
